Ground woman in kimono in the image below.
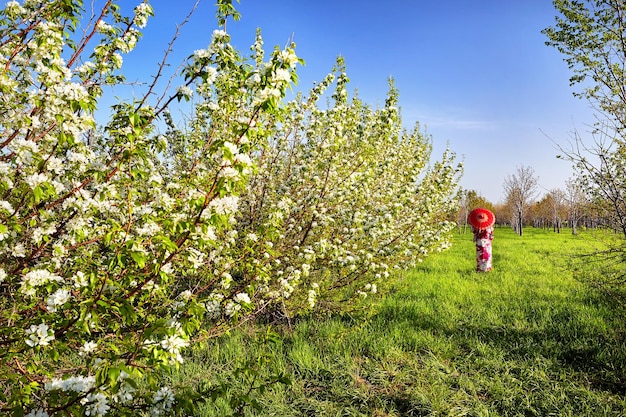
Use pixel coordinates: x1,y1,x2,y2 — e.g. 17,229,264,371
468,208,495,272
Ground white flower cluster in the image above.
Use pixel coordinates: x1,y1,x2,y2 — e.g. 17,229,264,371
133,3,153,29
205,293,224,319
224,292,251,317
307,282,319,308
20,270,64,297
176,85,193,99
45,375,96,393
142,321,190,365
25,323,55,347
83,392,110,416
79,341,98,356
150,386,175,416
160,334,189,364
46,289,71,312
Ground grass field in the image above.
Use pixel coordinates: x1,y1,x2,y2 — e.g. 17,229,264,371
180,227,626,416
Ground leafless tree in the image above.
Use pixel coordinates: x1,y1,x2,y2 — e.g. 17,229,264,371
502,165,538,236
548,188,567,233
565,177,586,235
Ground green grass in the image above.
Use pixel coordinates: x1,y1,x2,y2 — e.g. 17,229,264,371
180,227,626,416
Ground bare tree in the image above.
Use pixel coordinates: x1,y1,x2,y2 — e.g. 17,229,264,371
530,194,551,229
548,188,567,233
565,177,586,235
503,165,538,236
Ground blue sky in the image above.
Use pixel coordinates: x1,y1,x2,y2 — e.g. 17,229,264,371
120,0,596,203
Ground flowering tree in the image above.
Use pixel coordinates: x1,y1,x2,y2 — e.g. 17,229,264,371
0,0,461,415
0,0,300,414
230,60,462,316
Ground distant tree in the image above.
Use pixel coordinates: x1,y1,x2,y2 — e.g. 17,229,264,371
529,190,566,231
530,194,552,229
549,189,567,232
565,177,587,235
492,203,510,227
503,165,538,236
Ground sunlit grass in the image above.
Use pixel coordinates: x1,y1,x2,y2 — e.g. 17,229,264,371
180,227,626,416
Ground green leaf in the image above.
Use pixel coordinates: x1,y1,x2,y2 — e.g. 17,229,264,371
33,186,44,204
108,366,121,386
131,251,146,268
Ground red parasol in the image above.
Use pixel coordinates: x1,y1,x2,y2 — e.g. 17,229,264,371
468,208,495,229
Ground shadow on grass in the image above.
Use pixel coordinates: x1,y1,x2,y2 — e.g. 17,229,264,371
373,289,626,396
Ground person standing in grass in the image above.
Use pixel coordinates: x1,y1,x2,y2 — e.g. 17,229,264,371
468,208,495,272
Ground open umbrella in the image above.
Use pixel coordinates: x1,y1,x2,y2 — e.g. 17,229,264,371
468,208,495,230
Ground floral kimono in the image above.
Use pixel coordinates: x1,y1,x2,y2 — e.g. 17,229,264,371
472,226,494,272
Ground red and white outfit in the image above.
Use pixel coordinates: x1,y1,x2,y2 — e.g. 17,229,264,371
472,226,494,272
467,208,495,272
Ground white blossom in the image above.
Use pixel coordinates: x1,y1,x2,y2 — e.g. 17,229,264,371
234,153,252,167
45,375,95,393
151,386,175,416
160,335,188,364
212,29,227,40
219,165,239,179
136,220,160,236
133,3,153,28
233,292,250,304
223,141,238,156
279,49,299,68
193,49,210,59
24,173,49,189
307,289,317,308
72,271,89,288
176,85,193,98
0,200,14,213
186,248,205,269
32,224,56,244
21,269,64,295
25,323,55,347
204,66,218,84
12,243,27,258
112,381,136,404
273,68,291,83
83,392,110,416
224,301,240,317
46,289,71,312
79,341,98,356
209,195,239,215
365,283,377,294
95,20,114,34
